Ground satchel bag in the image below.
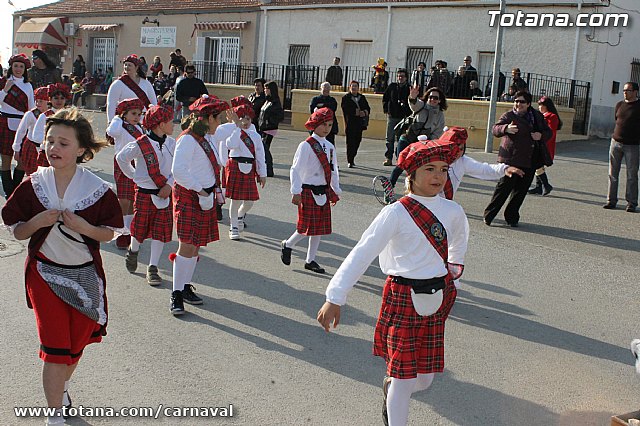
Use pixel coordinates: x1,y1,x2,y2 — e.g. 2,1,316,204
361,114,370,130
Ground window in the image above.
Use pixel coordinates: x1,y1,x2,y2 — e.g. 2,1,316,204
288,45,310,66
631,58,640,85
91,37,116,75
343,41,372,68
477,51,495,91
405,47,433,71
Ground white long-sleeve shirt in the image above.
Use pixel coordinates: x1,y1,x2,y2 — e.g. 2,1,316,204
225,124,267,178
106,78,157,122
106,116,144,155
290,133,342,195
116,134,176,190
12,109,39,152
443,154,508,197
326,193,469,306
32,109,59,146
0,76,35,131
172,132,225,193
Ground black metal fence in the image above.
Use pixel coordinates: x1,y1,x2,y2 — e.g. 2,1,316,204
192,61,591,134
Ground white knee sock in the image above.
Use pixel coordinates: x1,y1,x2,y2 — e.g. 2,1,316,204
285,231,305,249
130,238,141,252
413,373,435,392
149,240,164,267
238,200,254,217
124,214,133,231
172,254,191,292
185,256,198,286
306,236,321,263
387,377,417,426
229,199,241,229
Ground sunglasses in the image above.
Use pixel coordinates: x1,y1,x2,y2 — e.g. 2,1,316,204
428,96,440,100
623,89,637,92
514,99,528,104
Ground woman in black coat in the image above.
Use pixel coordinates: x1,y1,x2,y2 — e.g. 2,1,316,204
72,55,86,79
340,80,370,167
258,81,285,177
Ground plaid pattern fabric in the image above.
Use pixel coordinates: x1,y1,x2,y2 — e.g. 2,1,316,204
119,75,151,107
0,78,29,112
136,135,167,188
113,158,135,201
443,174,454,200
0,116,16,156
373,275,457,378
398,196,448,263
173,183,219,246
296,187,332,236
36,149,50,167
20,139,39,175
225,159,259,201
131,190,173,243
305,137,339,203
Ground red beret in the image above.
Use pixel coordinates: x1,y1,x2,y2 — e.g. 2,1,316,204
47,83,72,100
123,54,140,67
233,104,255,120
189,95,230,116
34,87,49,101
142,104,174,129
230,96,252,108
397,140,453,175
304,107,334,131
116,98,145,116
9,54,31,69
425,127,468,162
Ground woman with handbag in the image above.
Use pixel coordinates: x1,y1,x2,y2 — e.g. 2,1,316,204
340,80,370,168
258,81,285,177
388,86,446,190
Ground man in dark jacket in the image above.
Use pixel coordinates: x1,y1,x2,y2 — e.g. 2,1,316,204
248,78,267,127
175,65,208,118
325,57,343,87
484,91,551,227
309,82,339,144
382,69,411,165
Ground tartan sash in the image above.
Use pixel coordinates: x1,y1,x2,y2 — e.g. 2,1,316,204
136,135,167,189
123,121,143,139
240,130,256,158
0,77,29,113
182,130,221,182
305,136,339,203
443,174,454,200
119,75,151,107
399,196,464,279
31,108,42,119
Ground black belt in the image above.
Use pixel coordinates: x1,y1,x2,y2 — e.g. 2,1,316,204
203,184,216,195
137,187,160,195
390,275,447,294
35,254,93,269
230,156,254,164
0,111,24,119
302,184,328,195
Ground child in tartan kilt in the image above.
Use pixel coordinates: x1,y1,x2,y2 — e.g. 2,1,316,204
32,84,73,169
317,140,469,426
116,104,175,286
12,86,49,176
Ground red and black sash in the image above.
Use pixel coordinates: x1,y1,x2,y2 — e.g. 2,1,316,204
399,196,463,279
240,130,256,157
31,108,42,120
181,130,221,183
119,75,151,108
443,174,454,200
122,121,143,140
0,77,29,113
136,135,167,189
305,136,339,203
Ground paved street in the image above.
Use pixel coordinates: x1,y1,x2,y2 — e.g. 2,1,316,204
0,110,639,425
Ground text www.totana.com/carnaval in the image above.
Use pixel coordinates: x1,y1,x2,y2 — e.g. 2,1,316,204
14,404,235,419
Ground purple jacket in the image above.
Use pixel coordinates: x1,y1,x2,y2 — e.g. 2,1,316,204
493,108,551,169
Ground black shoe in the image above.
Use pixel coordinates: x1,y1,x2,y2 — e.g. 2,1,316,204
170,291,185,316
382,376,391,426
281,240,292,265
182,284,203,305
125,249,138,273
506,221,519,227
542,185,553,196
304,261,325,274
347,163,354,168
627,204,637,213
483,217,492,226
603,203,616,209
527,186,542,195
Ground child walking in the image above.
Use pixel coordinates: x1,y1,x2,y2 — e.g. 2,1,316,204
12,86,49,175
317,141,469,426
1,108,123,425
170,95,230,315
280,107,341,274
116,104,175,285
106,98,145,249
33,83,73,169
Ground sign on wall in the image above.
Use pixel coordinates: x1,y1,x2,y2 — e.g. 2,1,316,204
140,27,176,48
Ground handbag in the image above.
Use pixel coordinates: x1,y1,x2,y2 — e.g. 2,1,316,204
361,114,369,130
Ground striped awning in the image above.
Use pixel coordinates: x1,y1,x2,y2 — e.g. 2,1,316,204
193,21,249,31
79,24,121,31
14,17,67,49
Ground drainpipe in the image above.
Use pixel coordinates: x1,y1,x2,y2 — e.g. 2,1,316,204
260,8,268,64
385,5,392,61
570,0,582,80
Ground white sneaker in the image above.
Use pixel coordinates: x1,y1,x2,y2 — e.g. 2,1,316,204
229,227,240,240
237,217,244,232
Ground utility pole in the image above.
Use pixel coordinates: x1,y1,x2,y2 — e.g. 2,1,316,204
485,0,506,153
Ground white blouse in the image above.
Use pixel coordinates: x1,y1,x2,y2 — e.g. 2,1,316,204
289,133,342,195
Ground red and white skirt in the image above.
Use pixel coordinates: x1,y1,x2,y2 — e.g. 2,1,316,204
225,159,259,201
131,189,173,243
296,187,332,236
373,275,457,379
0,116,16,156
113,158,135,201
173,183,219,246
19,139,40,175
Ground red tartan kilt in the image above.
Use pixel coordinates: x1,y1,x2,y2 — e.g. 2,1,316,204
221,166,229,189
131,190,173,243
296,187,332,236
173,183,219,247
113,158,135,201
36,149,49,167
20,139,40,175
225,159,259,201
373,275,457,379
0,116,16,156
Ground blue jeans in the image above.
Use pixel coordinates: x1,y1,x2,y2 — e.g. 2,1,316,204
608,138,639,207
385,116,403,160
389,136,410,187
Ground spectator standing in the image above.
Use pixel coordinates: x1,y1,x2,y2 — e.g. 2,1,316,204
174,49,187,68
529,96,563,196
382,69,411,166
485,71,506,101
340,80,370,168
28,50,62,89
411,61,428,98
248,78,267,128
175,64,208,120
258,81,285,177
72,55,86,78
604,81,640,212
169,52,181,69
82,72,96,96
309,82,339,145
149,56,163,78
462,56,478,85
427,60,452,95
469,80,483,98
511,68,528,92
153,71,169,98
451,66,470,99
138,57,149,77
101,67,113,94
325,57,343,87
483,91,551,227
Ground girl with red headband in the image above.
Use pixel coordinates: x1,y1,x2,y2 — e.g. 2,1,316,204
12,86,49,176
0,54,35,198
318,140,469,426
